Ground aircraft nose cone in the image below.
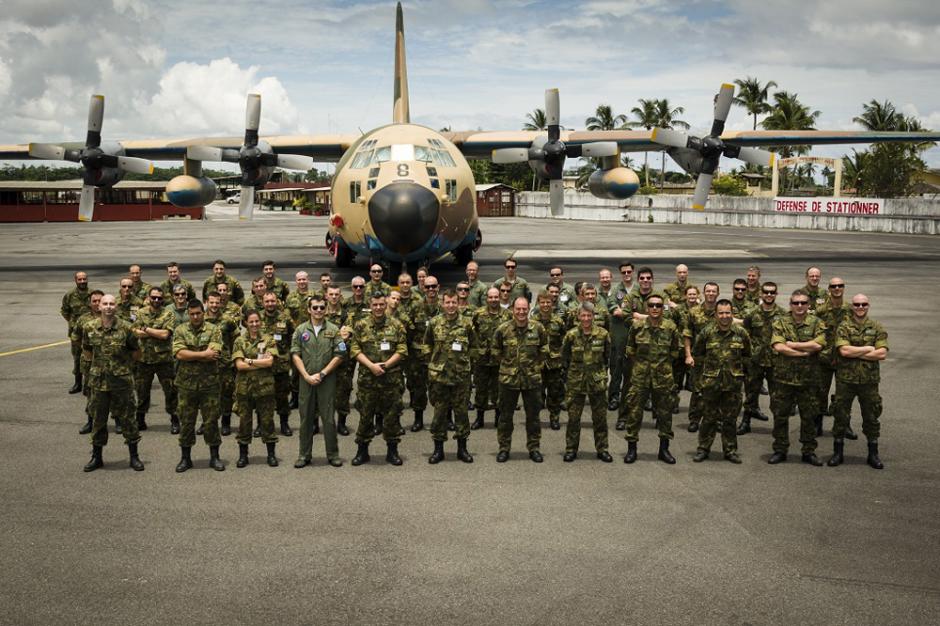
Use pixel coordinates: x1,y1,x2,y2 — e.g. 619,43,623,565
368,182,440,255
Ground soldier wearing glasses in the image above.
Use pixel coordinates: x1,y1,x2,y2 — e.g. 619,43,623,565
740,281,783,434
815,277,855,438
607,261,637,410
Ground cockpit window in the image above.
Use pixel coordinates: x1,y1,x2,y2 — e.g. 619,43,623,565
390,144,414,161
375,146,391,163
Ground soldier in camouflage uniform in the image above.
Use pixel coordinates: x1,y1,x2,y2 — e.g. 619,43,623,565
202,259,245,304
206,291,240,436
342,278,371,433
663,264,696,308
683,282,720,432
350,294,408,466
72,290,103,434
169,285,190,327
606,262,636,410
285,271,315,410
397,273,429,431
547,266,578,312
744,266,762,304
260,291,295,436
326,285,352,435
615,267,657,428
564,284,609,331
465,261,488,309
492,297,548,463
292,295,348,468
364,263,392,300
215,283,242,319
768,290,827,466
534,290,567,430
173,299,225,472
232,310,279,467
242,277,270,317
730,278,755,320
132,286,179,433
668,285,698,404
492,257,531,304
815,277,855,438
62,270,92,393
739,281,783,433
623,293,680,464
261,260,290,302
471,287,511,429
425,290,477,463
128,264,152,301
117,278,143,323
802,266,827,314
692,299,751,463
160,261,196,302
561,303,612,462
828,294,888,469
81,294,144,472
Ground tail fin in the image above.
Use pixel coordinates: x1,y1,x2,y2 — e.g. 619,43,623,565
393,2,410,124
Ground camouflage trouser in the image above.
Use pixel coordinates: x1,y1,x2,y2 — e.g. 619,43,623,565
177,386,222,448
564,387,608,453
220,364,236,417
273,369,291,417
496,385,542,453
235,393,276,445
299,376,338,461
135,361,177,416
699,384,743,455
832,379,882,441
608,332,628,401
404,356,428,411
817,361,836,416
623,382,675,442
473,362,500,410
672,357,688,392
744,363,774,411
770,382,818,454
687,363,703,426
429,381,470,442
354,371,404,445
335,360,355,417
541,366,565,419
80,355,92,419
70,339,81,376
89,386,140,447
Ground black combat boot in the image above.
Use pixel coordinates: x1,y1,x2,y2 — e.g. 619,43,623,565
220,414,231,436
170,414,180,435
623,441,637,464
768,451,787,464
136,412,148,431
386,441,403,466
428,440,444,464
615,419,627,431
693,449,709,463
687,420,699,433
289,390,299,410
83,445,103,472
266,442,278,467
68,373,82,394
79,416,93,435
471,409,484,430
114,417,123,435
751,408,770,421
814,414,823,437
827,439,844,467
607,393,619,411
336,414,350,436
209,445,226,471
549,414,560,430
128,442,144,471
410,410,424,432
801,452,823,467
456,438,473,463
237,443,249,468
351,443,371,466
175,447,193,473
279,414,293,437
737,414,751,435
867,441,884,470
658,438,676,464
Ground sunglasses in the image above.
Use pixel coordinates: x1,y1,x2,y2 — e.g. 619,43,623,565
852,302,869,308
457,287,469,291
621,270,633,274
790,300,809,306
352,285,364,289
762,290,777,295
646,303,664,309
370,269,383,274
426,285,439,289
829,284,845,289
150,296,163,301
499,289,511,293
310,304,326,310
550,273,561,277
505,265,516,269
733,287,746,292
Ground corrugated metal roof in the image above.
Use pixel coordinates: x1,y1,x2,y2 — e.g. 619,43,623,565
0,180,169,190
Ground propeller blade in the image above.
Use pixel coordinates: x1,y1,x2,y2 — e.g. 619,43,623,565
87,95,105,134
492,148,529,164
238,186,256,221
117,156,154,175
275,154,314,171
580,141,619,158
187,145,224,161
78,185,96,222
736,146,775,168
245,93,261,131
651,128,690,149
545,88,560,143
549,179,564,216
710,83,735,136
29,143,68,161
691,173,713,210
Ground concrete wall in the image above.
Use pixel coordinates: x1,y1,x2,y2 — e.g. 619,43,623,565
516,191,940,235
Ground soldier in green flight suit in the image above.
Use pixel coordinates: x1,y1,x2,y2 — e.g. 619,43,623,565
623,292,680,465
606,261,636,410
71,290,103,434
201,259,245,305
81,294,144,472
285,271,315,410
350,293,408,466
692,299,751,464
815,277,855,438
739,281,783,434
232,310,279,468
173,299,225,473
471,287,511,430
425,289,477,464
491,257,531,304
132,286,179,434
492,297,548,463
62,270,92,394
534,290,567,430
260,291,295,437
291,295,347,468
768,290,827,466
561,302,612,462
828,294,888,470
206,291,241,437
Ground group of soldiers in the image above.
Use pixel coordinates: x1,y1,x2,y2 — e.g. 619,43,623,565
61,257,889,473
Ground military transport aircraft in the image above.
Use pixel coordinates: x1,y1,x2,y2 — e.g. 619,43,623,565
1,2,938,270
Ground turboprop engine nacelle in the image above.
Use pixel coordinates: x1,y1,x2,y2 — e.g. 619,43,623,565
165,175,218,208
588,167,641,200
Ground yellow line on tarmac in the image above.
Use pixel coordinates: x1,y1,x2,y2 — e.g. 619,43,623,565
0,340,70,358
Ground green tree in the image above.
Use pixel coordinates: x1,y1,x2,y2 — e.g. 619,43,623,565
761,91,821,190
523,108,547,131
653,99,689,190
733,77,778,130
585,104,627,131
628,98,659,187
711,173,748,196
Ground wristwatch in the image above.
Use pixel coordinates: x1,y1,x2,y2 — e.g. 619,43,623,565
248,358,253,366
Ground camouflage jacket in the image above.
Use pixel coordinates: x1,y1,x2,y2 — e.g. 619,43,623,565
61,287,91,331
803,284,828,314
202,274,245,304
744,304,785,367
534,312,567,369
683,304,718,344
160,278,196,301
627,318,679,388
363,280,392,301
835,317,888,384
131,281,152,301
264,276,290,301
561,325,610,393
285,290,314,327
259,310,294,373
472,307,512,366
173,321,223,390
693,324,751,391
564,304,610,332
663,281,698,306
82,318,139,391
232,332,278,397
731,297,755,320
350,315,408,372
425,313,476,383
71,311,99,371
492,320,547,389
816,300,852,365
606,282,639,337
466,279,488,309
116,294,144,323
343,298,372,329
398,292,427,347
133,305,177,365
491,276,531,303
771,313,826,386
745,286,761,304
206,308,241,366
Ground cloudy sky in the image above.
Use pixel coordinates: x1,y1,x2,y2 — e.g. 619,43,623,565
1,0,938,170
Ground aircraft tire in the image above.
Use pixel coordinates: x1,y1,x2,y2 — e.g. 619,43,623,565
334,239,354,268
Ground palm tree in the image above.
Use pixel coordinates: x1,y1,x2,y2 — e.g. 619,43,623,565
585,104,627,131
733,77,778,130
523,108,547,131
842,149,869,193
628,98,659,186
853,100,901,131
654,99,689,189
761,91,820,190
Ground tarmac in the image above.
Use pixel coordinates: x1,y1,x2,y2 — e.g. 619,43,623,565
1,203,939,625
